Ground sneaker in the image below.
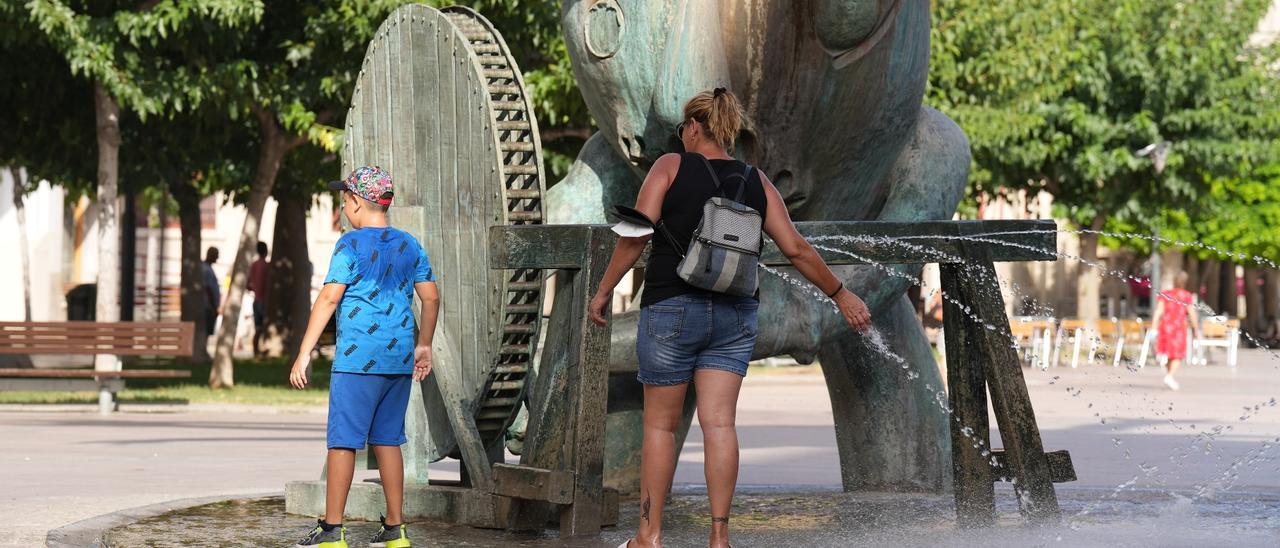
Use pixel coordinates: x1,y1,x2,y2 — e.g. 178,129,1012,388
296,519,347,548
1163,374,1180,391
369,515,411,548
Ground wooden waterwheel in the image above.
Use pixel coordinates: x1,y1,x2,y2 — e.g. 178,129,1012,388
340,4,545,462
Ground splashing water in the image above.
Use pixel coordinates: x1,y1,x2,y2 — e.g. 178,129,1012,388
759,228,1280,529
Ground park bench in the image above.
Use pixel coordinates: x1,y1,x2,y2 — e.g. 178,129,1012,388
0,321,195,413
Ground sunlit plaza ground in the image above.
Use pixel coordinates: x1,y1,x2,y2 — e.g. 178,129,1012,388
5,350,1279,546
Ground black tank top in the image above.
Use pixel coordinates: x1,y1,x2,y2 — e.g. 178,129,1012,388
640,153,768,307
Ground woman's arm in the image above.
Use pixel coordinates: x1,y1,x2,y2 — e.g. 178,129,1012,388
759,173,871,331
1187,294,1201,337
588,154,681,326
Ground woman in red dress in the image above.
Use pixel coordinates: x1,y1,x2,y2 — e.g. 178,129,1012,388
1152,271,1200,390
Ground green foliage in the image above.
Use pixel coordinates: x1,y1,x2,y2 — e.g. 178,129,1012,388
21,0,263,119
929,0,1280,250
420,0,592,181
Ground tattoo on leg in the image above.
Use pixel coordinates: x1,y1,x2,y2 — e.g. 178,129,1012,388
712,516,730,524
642,496,651,522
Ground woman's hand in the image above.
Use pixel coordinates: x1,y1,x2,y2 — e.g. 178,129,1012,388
835,289,872,331
589,292,611,326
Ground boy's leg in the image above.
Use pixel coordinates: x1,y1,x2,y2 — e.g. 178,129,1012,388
367,374,413,525
326,372,375,525
372,444,404,524
325,448,356,524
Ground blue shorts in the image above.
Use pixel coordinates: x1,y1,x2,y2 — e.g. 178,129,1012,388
327,372,412,450
636,294,759,386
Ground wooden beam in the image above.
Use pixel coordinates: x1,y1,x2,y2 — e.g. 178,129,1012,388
428,338,496,491
559,230,613,535
506,229,612,536
941,263,996,528
492,463,575,505
955,233,1062,524
989,450,1076,483
489,220,1056,270
507,268,585,531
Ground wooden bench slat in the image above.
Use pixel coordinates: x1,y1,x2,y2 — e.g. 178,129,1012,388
0,321,194,357
0,329,189,339
0,368,193,379
0,335,189,346
0,321,193,329
0,347,192,357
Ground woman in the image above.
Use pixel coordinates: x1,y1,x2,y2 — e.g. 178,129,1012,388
1153,271,1199,391
588,89,872,548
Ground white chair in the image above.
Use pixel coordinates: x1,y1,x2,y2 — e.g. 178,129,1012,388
1192,317,1240,368
1054,319,1089,368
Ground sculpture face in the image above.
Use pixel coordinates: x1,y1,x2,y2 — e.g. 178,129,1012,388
562,0,925,219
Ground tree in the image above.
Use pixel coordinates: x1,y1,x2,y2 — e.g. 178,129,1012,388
0,8,96,323
11,0,260,374
929,0,1280,320
261,146,335,360
205,0,404,388
126,106,253,360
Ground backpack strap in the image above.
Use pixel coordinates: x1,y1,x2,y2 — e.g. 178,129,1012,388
655,220,685,259
696,155,750,200
733,165,754,202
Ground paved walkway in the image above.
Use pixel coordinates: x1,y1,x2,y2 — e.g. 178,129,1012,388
4,350,1280,546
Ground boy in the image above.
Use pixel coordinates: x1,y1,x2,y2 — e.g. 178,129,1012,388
290,166,439,548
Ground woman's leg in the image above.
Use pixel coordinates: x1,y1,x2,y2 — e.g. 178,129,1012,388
635,382,690,547
694,369,744,548
1167,358,1182,377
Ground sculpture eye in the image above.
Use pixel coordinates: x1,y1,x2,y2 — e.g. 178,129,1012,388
585,0,624,59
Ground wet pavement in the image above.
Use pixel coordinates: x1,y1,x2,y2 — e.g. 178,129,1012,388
104,486,1280,547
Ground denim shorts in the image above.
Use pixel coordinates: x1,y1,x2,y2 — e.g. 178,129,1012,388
327,372,412,450
636,294,759,386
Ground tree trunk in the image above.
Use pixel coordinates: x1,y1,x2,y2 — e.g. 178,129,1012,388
93,83,123,372
263,191,311,358
173,182,210,362
1266,270,1280,324
11,168,33,321
1202,259,1222,312
1076,216,1105,321
1221,262,1239,317
1243,266,1265,337
209,108,297,388
120,189,137,321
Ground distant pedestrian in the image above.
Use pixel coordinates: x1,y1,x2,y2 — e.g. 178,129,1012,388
249,241,270,357
1154,271,1199,391
202,247,221,336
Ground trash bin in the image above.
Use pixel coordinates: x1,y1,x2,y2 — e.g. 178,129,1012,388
66,283,97,321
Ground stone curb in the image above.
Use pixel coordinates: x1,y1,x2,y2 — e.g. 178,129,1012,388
45,492,280,548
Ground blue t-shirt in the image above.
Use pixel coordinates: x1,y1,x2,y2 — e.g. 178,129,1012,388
324,227,435,375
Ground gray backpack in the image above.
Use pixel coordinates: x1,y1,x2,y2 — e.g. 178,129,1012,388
658,158,763,297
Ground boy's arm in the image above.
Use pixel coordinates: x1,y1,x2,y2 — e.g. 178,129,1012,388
413,281,440,381
289,283,346,389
